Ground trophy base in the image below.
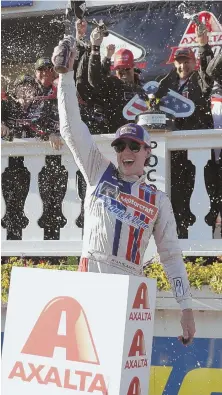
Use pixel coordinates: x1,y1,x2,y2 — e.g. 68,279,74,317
136,111,173,133
142,123,172,133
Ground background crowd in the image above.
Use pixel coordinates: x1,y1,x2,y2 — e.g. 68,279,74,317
1,17,222,238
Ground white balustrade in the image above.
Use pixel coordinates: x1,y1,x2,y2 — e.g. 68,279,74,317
1,157,8,241
60,154,83,250
188,149,212,240
23,155,45,241
1,129,222,257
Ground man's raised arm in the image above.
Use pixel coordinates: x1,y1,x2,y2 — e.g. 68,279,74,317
53,44,109,186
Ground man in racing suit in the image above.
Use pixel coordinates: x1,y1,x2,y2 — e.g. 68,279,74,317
52,44,196,346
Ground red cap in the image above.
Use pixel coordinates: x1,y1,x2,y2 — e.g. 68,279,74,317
174,47,196,61
113,49,134,70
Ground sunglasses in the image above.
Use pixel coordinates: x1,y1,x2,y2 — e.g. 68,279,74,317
113,140,143,153
117,68,131,72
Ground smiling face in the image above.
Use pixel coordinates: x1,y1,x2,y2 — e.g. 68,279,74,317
115,67,135,83
35,67,55,87
114,138,150,177
174,57,196,80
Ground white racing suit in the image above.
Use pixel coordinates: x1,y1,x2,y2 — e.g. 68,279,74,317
58,71,192,310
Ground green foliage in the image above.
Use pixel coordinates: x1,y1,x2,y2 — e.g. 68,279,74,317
1,257,78,304
1,257,222,304
144,261,222,293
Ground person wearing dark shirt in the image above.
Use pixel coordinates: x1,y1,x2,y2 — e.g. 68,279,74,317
74,19,114,135
34,57,62,150
154,30,217,237
206,52,222,235
1,74,61,148
155,44,214,131
88,28,147,134
206,52,222,87
73,19,116,228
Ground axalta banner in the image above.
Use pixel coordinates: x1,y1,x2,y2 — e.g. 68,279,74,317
1,267,157,395
2,333,222,394
1,268,222,395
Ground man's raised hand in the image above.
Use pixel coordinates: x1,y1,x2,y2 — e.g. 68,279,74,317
76,19,87,40
51,39,76,73
90,27,104,46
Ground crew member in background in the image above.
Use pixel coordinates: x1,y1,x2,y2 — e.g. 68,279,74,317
152,29,216,237
75,19,113,135
88,28,146,134
1,74,62,150
1,71,64,242
206,52,222,87
206,52,222,236
35,57,57,92
74,19,116,228
52,41,196,346
34,57,62,150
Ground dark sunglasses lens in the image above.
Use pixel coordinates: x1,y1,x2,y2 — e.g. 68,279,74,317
114,141,126,153
118,68,130,72
129,141,141,152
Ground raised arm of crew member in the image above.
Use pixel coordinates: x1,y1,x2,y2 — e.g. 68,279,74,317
197,28,214,93
52,43,109,186
88,29,122,95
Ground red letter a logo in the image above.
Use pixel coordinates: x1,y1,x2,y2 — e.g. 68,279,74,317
22,296,99,364
128,329,146,357
132,282,149,309
127,377,141,395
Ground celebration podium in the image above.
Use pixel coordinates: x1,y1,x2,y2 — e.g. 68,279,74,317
2,267,156,395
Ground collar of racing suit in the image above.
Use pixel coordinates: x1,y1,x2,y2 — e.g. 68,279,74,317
118,169,147,183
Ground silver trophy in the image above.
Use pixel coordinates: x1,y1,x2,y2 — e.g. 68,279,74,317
135,95,173,133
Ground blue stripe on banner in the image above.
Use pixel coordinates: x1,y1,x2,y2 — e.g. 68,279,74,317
1,1,33,7
131,187,150,263
112,181,132,256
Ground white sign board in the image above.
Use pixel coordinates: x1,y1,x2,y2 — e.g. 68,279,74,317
2,267,156,395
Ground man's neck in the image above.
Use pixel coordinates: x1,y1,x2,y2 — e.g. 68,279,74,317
118,169,145,182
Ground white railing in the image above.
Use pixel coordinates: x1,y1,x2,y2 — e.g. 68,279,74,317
1,128,222,258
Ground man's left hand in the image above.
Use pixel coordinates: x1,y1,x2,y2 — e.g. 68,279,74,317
178,308,196,346
49,134,63,150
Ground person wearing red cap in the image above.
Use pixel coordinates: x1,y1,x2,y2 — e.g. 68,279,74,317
173,47,196,80
153,28,216,239
113,48,136,83
88,28,146,134
154,29,214,131
52,42,196,347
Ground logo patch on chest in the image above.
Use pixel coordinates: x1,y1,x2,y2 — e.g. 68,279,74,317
118,192,158,221
97,181,158,226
